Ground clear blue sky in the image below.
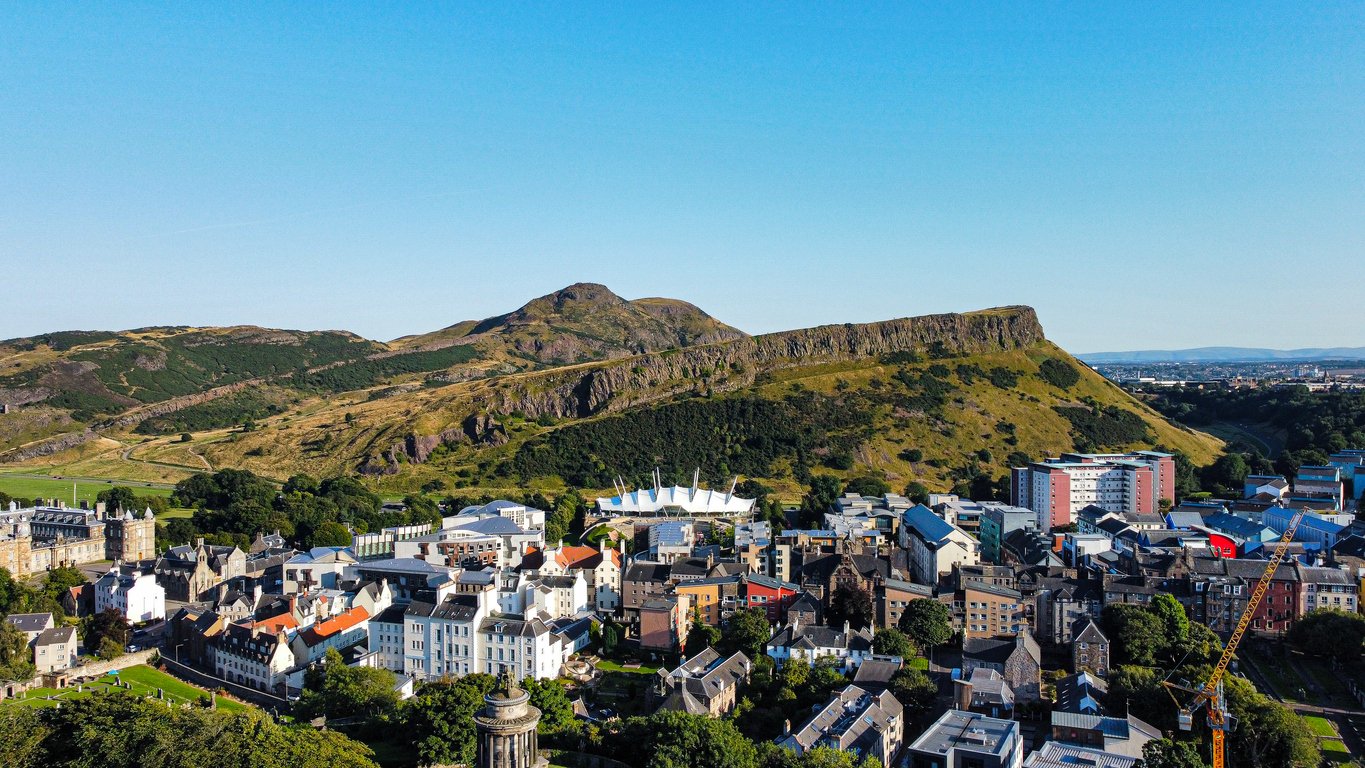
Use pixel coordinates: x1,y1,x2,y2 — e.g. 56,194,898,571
2,4,1361,352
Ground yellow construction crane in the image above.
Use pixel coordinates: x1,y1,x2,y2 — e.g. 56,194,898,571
1164,506,1308,768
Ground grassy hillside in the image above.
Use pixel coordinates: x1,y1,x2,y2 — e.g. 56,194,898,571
0,293,1221,500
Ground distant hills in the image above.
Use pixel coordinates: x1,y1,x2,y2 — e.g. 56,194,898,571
0,285,1222,496
1079,347,1365,364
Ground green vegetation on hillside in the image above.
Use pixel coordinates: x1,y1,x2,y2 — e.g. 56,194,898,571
298,344,480,393
134,388,295,434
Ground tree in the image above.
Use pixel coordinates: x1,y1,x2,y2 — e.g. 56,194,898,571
611,710,760,768
308,521,353,549
1149,593,1190,654
1103,603,1166,666
1287,609,1365,663
296,647,400,721
871,628,917,659
81,609,130,654
843,476,891,498
1137,738,1208,768
720,608,771,659
687,615,721,656
903,481,930,505
827,583,873,631
1224,674,1320,768
402,675,497,766
887,667,937,720
799,475,843,529
402,494,442,528
601,622,621,657
0,620,36,681
1203,452,1250,494
96,486,139,514
523,676,576,734
897,599,951,650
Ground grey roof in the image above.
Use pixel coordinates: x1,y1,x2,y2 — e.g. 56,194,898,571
1024,742,1137,768
1055,671,1108,715
3,613,54,633
624,561,672,583
853,659,902,688
910,709,1018,757
783,685,903,755
446,516,524,535
657,648,751,715
406,594,480,621
768,623,873,653
480,614,549,637
34,625,76,646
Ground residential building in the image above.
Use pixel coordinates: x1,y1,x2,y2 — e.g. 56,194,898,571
639,596,690,653
290,605,371,666
908,710,1024,768
676,576,741,626
1049,713,1159,760
962,630,1042,702
1024,742,1136,768
353,557,457,603
880,578,932,629
959,581,1025,639
32,625,78,673
766,618,876,672
283,546,359,593
780,685,905,766
1011,452,1176,529
652,648,751,716
1244,475,1289,500
900,505,979,586
979,503,1038,564
4,612,54,644
155,538,247,601
215,622,294,693
94,564,166,623
520,541,623,613
955,668,1014,719
1294,466,1345,510
450,499,547,531
1071,619,1109,676
742,573,802,623
622,561,673,616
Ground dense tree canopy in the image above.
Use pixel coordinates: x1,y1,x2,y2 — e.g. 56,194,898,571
720,607,772,659
897,599,952,649
1287,609,1365,663
826,583,874,631
1,692,378,768
296,648,400,721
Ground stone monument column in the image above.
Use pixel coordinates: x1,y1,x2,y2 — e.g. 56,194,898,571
475,668,548,768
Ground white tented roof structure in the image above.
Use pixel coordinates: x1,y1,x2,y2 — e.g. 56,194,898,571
596,469,755,518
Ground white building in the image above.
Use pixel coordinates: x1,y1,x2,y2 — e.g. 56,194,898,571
519,541,624,613
401,586,575,682
94,565,165,623
498,571,590,620
765,619,877,673
215,622,294,693
290,605,371,667
900,504,979,586
283,547,358,593
32,626,78,674
648,520,696,563
450,499,547,532
597,472,755,518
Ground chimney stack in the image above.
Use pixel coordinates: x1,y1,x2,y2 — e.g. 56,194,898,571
953,678,974,711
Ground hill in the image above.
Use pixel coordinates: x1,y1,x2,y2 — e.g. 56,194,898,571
1080,346,1365,363
0,292,1222,498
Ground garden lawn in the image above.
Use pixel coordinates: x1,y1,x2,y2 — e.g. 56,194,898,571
1304,714,1339,738
4,664,248,713
594,660,660,675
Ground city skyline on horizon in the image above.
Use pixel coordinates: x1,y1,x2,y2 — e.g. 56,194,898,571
3,5,1362,351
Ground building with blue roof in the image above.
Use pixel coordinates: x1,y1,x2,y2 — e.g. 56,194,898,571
899,504,979,585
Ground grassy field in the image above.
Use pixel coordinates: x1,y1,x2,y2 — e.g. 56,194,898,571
1305,714,1339,738
0,473,174,503
5,664,248,712
595,659,661,675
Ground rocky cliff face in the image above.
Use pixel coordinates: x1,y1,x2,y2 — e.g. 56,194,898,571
363,306,1044,473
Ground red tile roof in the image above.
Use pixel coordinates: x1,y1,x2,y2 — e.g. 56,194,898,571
298,606,370,646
